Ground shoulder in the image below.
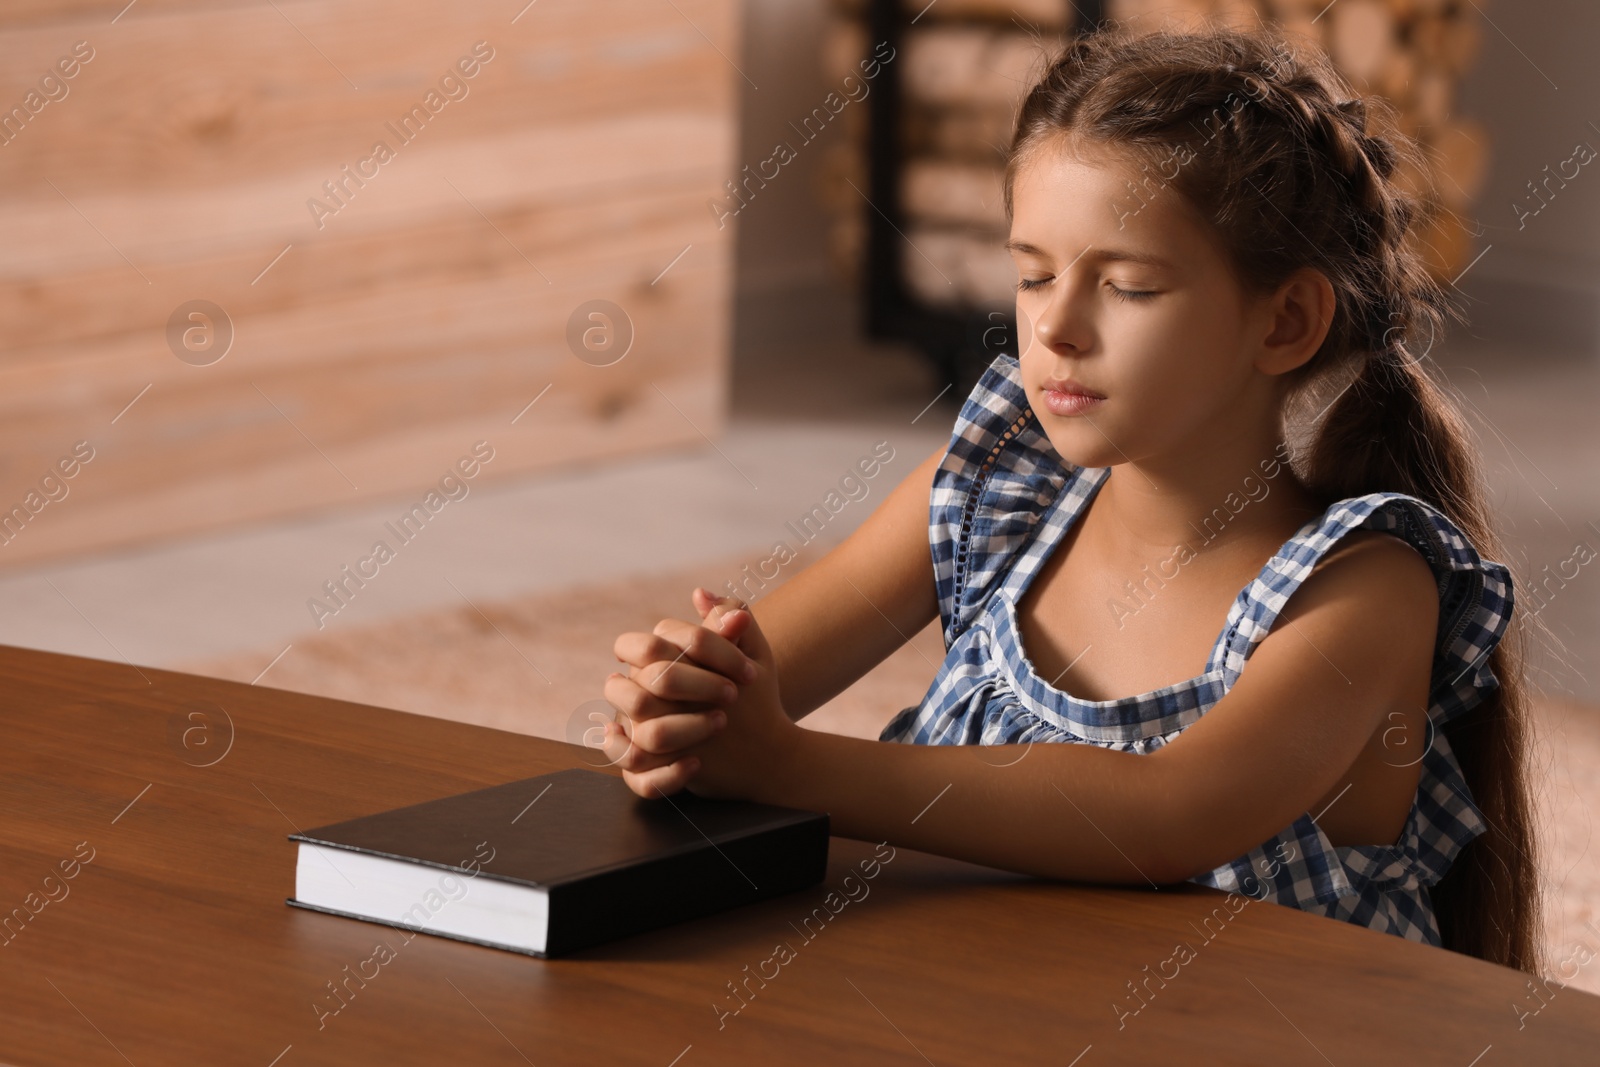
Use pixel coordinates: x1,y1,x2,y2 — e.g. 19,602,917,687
1172,521,1442,778
1295,490,1505,632
1310,526,1439,604
1290,526,1440,642
1226,490,1510,702
1250,503,1443,712
1321,492,1513,710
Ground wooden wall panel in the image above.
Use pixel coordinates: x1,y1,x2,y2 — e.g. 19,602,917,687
0,0,740,566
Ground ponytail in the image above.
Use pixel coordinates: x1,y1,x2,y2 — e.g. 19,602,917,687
1298,346,1484,531
1433,615,1545,972
1302,345,1545,973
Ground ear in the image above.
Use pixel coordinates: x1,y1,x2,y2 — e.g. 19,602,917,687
1252,266,1336,378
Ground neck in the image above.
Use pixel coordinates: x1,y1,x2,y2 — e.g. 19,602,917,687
1089,426,1324,565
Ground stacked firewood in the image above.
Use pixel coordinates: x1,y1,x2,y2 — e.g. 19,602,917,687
818,0,1488,312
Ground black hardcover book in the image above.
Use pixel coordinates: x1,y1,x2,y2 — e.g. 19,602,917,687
285,767,830,957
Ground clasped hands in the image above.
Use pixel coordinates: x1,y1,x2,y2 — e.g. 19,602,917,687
602,588,799,801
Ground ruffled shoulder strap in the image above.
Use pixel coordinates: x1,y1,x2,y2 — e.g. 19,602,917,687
1220,491,1515,725
929,353,1093,647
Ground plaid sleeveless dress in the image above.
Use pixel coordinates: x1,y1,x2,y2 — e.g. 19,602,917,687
879,353,1513,946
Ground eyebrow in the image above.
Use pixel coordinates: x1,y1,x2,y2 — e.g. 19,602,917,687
1003,240,1174,270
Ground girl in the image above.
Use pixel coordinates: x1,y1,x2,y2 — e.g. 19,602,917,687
601,22,1542,974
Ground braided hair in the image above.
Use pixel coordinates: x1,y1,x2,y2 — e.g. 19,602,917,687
1003,22,1544,975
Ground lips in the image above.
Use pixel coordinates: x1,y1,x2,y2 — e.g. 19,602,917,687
1038,375,1105,418
1040,376,1105,399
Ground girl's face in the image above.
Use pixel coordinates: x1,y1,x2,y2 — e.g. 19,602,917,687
1008,139,1276,469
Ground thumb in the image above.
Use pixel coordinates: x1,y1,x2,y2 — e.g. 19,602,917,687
691,586,724,621
717,601,770,664
692,586,746,629
692,588,767,660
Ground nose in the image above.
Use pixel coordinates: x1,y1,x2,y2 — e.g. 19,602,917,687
1027,272,1093,354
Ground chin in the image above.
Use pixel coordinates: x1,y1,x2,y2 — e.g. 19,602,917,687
1034,427,1113,470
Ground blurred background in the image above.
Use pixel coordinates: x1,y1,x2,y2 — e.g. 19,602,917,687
1,0,1595,984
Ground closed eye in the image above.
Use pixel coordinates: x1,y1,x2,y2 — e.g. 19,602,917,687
1015,277,1159,302
1109,285,1158,302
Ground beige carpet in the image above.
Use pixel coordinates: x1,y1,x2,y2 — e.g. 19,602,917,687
183,549,1600,992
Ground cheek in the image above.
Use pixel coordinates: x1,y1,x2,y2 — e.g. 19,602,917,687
1118,294,1241,399
1026,314,1234,465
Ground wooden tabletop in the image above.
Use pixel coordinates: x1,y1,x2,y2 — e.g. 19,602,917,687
2,644,1596,1065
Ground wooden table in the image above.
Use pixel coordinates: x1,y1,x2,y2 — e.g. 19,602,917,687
2,644,1596,1065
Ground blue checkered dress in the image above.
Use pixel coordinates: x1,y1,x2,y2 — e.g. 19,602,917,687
879,353,1512,946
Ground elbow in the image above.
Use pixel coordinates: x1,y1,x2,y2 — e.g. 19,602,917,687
1137,819,1277,889
1129,758,1237,886
1145,804,1245,883
1137,844,1212,888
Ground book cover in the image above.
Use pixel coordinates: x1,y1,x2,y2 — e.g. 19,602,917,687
286,766,831,957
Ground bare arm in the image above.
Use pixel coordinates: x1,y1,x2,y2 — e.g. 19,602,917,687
753,442,947,723
750,533,1441,885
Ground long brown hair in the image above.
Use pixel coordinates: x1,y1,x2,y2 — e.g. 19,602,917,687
1002,21,1544,973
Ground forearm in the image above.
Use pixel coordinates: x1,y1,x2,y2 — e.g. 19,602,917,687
744,596,833,724
755,587,917,725
761,727,1193,886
